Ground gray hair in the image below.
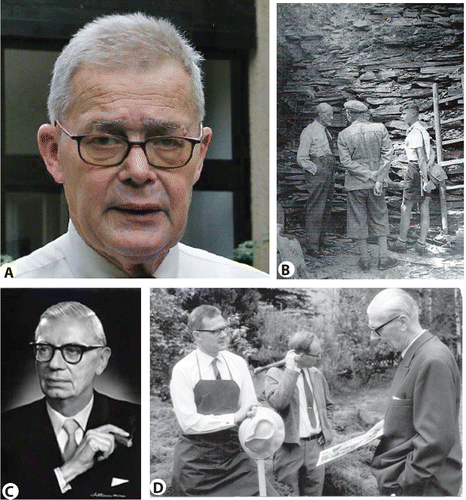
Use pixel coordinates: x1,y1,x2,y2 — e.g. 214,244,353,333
35,301,107,345
48,13,205,123
367,289,419,322
288,330,317,353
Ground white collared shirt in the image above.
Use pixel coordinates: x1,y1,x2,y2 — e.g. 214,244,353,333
170,348,258,434
11,222,268,278
294,368,321,438
47,396,94,493
405,121,431,162
46,395,94,453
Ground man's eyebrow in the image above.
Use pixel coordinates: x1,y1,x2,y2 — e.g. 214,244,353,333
85,120,184,136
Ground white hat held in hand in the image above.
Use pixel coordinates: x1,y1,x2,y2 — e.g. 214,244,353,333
238,407,285,460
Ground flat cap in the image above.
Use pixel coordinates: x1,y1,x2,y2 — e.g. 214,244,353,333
344,100,368,112
400,101,420,112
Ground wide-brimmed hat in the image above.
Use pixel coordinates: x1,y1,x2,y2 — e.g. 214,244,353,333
238,407,285,460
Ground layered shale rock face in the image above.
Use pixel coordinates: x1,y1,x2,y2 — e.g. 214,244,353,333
278,3,463,237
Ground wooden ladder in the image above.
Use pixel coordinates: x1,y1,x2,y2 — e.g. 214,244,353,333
432,81,464,234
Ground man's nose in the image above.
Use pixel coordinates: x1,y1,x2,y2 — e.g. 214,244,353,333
118,145,157,186
48,348,67,369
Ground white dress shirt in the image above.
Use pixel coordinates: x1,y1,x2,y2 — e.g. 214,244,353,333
401,330,427,359
294,368,321,438
47,396,94,493
10,222,268,279
405,121,431,162
170,349,258,434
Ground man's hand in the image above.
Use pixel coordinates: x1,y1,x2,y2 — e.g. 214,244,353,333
60,424,130,484
370,419,384,435
285,350,300,370
304,163,318,175
373,181,383,196
234,403,259,425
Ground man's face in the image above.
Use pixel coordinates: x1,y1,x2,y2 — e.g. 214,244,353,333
319,110,333,126
194,314,229,357
367,309,406,352
401,108,418,126
296,339,322,368
41,59,211,273
35,319,109,406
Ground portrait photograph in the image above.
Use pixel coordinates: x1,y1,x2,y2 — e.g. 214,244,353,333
1,288,141,499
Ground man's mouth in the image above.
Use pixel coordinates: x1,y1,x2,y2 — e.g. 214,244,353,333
112,204,162,216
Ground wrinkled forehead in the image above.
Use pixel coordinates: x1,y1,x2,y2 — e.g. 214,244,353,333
36,317,97,345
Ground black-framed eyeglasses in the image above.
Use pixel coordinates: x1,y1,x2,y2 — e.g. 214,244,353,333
370,315,401,337
30,342,105,364
55,120,203,169
195,327,229,337
299,350,322,359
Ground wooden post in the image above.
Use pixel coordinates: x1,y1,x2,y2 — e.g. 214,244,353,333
432,83,449,234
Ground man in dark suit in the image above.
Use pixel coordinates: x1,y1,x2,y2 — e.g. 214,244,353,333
367,289,461,496
2,302,140,499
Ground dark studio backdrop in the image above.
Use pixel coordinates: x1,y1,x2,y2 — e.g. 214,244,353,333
1,288,141,411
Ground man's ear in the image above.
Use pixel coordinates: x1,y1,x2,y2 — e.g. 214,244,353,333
192,126,212,185
37,124,65,184
96,347,111,375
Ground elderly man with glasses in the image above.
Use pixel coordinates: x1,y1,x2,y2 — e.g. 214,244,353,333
11,13,266,278
265,331,334,496
1,302,140,499
367,289,462,496
169,305,278,496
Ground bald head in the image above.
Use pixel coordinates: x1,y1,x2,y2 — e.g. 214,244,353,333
316,102,333,125
367,289,419,323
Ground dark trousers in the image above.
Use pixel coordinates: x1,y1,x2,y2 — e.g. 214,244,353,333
303,155,335,248
274,440,325,496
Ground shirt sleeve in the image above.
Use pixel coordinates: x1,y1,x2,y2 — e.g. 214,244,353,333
170,363,236,434
297,126,318,172
55,467,72,493
236,356,259,410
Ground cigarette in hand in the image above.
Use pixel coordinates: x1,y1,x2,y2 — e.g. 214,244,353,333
111,432,133,447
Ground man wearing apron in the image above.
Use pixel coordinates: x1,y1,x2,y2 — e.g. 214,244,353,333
170,305,278,496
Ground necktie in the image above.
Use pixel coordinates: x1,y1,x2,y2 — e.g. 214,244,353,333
62,418,79,462
212,358,222,380
325,127,334,154
301,370,317,427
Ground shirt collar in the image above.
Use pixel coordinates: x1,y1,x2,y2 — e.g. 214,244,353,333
66,221,179,278
407,120,422,135
46,394,94,436
401,330,427,359
196,348,225,368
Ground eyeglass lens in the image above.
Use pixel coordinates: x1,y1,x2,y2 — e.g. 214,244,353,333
79,135,195,168
34,344,85,363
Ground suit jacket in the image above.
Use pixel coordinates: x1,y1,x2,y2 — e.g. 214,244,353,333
265,366,334,445
371,331,462,496
2,391,141,499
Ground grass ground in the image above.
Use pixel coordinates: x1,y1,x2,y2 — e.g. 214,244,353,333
150,380,392,496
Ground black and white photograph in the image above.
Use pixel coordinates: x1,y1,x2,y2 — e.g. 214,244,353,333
150,287,462,496
1,288,141,499
277,3,464,279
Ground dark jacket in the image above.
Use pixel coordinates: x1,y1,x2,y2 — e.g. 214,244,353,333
371,331,462,496
265,366,334,445
2,391,140,499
